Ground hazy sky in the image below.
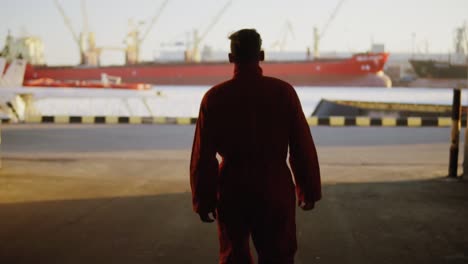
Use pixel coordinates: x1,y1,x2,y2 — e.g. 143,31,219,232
1,0,467,65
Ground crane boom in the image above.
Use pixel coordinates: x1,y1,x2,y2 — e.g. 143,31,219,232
141,0,170,44
313,0,346,58
270,20,295,51
464,22,468,54
53,0,80,46
198,0,232,43
81,0,89,35
187,0,232,62
320,0,345,38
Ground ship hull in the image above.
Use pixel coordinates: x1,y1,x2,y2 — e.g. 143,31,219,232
25,53,390,87
410,59,468,79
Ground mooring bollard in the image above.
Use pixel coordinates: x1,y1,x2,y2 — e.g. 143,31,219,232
448,89,462,178
463,107,468,178
462,81,468,178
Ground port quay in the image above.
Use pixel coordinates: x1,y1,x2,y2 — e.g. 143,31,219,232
2,79,468,264
1,0,468,263
2,36,468,264
1,40,468,264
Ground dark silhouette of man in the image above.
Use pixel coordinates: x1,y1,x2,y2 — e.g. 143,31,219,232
190,29,321,264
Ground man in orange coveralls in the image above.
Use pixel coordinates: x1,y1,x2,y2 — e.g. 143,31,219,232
190,28,321,264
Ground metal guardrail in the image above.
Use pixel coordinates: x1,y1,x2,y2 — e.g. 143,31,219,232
0,115,461,127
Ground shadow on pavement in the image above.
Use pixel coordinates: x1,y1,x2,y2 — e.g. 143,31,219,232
1,179,468,264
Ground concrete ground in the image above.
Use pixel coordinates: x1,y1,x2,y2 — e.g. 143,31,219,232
0,125,468,263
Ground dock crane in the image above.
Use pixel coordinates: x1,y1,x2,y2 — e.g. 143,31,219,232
185,0,232,63
54,0,103,66
53,0,86,64
125,0,169,64
454,22,468,56
313,0,345,58
271,20,295,52
54,0,168,65
79,0,102,66
81,0,89,42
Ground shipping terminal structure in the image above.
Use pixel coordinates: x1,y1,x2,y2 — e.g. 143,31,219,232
1,0,392,88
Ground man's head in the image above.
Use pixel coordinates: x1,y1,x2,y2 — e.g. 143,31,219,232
228,29,265,64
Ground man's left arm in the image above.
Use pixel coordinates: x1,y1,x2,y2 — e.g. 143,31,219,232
287,87,321,210
190,96,218,222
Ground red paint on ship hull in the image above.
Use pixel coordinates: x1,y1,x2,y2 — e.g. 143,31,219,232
24,53,390,87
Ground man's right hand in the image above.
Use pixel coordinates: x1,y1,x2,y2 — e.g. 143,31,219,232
198,210,217,223
299,201,315,211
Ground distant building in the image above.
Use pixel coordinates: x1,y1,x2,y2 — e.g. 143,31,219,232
371,44,385,53
0,32,45,65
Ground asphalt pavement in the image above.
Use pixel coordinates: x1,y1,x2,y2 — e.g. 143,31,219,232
0,124,455,153
0,124,467,264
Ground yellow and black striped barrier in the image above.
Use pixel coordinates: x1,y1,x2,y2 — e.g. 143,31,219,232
305,116,463,127
24,115,198,125
9,115,465,127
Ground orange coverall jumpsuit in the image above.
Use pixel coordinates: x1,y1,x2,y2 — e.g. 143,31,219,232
190,63,321,264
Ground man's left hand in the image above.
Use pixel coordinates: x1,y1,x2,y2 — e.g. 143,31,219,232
198,210,217,223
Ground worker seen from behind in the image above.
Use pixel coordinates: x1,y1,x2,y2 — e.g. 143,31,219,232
190,28,321,264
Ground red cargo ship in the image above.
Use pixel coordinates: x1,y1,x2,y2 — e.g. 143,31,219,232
4,0,392,88
24,52,390,87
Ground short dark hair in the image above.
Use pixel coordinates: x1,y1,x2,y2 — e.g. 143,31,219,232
229,29,262,63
